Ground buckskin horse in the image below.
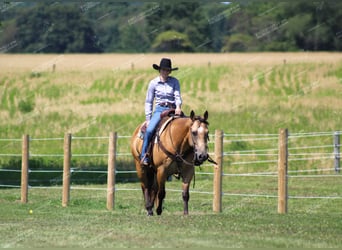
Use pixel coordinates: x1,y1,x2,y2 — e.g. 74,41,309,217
130,110,213,216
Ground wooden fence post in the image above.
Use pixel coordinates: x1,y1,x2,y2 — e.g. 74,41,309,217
213,130,223,213
334,131,340,173
62,133,72,207
21,134,29,203
278,128,288,214
107,132,117,210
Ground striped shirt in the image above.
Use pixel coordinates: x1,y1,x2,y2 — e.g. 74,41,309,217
145,76,182,121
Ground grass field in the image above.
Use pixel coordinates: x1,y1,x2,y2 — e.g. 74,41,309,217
1,52,341,171
1,178,342,248
1,52,341,137
1,52,342,247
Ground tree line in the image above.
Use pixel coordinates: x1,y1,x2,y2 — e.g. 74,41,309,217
0,1,341,53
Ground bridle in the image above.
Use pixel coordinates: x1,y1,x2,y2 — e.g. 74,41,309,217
189,118,209,166
157,116,215,167
189,119,217,165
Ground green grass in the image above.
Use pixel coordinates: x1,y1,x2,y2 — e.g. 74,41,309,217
1,61,341,139
1,177,341,248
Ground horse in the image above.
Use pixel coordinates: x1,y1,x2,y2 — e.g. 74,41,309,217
130,110,212,216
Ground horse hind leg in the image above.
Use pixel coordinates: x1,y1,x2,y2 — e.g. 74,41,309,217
145,168,157,216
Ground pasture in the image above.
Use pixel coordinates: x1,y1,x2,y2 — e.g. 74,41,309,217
0,52,341,139
1,52,342,247
1,180,342,248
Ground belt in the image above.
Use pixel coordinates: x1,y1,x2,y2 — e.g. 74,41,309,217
159,102,176,108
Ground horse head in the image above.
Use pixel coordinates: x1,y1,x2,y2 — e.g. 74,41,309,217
189,110,209,166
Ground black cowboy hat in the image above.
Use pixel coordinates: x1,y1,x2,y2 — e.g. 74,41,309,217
153,58,178,71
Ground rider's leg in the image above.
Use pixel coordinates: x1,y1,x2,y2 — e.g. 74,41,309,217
140,106,168,164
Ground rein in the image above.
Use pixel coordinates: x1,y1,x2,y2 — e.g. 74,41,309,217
207,155,217,165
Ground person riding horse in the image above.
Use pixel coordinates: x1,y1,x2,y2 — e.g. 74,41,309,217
131,110,211,215
140,58,183,166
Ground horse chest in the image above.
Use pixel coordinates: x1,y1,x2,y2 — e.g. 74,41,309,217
165,161,180,176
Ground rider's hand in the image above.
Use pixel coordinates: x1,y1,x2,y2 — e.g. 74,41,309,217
175,107,182,116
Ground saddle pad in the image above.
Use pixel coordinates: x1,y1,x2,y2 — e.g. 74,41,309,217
154,116,174,143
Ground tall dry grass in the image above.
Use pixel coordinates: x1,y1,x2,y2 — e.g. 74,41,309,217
1,52,341,72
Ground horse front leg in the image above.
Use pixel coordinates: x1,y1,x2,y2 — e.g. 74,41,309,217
143,187,154,216
182,182,190,215
156,186,165,215
156,168,166,215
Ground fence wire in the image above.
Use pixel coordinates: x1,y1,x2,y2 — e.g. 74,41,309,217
0,131,341,201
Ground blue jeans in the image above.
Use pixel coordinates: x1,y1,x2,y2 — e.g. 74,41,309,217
140,105,169,160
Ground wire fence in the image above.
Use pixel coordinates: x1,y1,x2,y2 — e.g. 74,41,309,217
220,130,341,203
0,130,341,211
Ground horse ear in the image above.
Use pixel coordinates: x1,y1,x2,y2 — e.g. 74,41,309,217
203,110,208,121
190,110,195,120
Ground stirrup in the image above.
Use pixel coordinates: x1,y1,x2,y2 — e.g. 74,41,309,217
140,154,150,166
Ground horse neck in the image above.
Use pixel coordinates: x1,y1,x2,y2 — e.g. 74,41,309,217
168,117,193,153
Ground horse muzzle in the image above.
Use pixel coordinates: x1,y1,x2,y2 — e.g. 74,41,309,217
194,152,208,166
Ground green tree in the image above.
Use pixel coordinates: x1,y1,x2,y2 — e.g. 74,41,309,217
221,33,256,52
119,24,150,52
151,30,193,52
1,1,341,53
145,2,208,52
281,1,341,51
15,3,102,53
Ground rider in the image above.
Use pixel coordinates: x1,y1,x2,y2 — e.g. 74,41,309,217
140,58,183,166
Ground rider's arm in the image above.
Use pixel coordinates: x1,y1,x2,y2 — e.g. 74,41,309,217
145,79,156,121
173,78,182,115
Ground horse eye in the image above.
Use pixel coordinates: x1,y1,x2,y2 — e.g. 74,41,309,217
192,131,198,136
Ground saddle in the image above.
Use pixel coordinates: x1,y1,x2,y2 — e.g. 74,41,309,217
140,109,184,134
160,108,184,119
138,109,185,162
